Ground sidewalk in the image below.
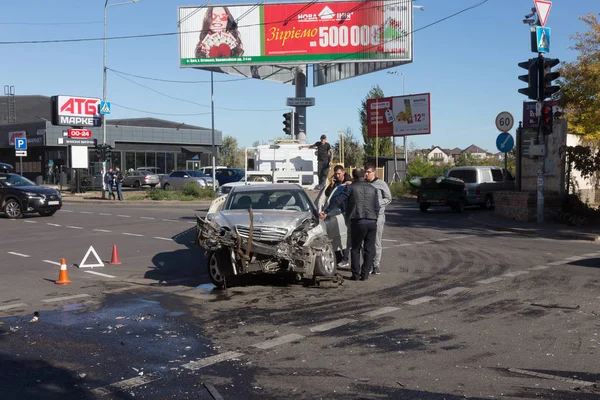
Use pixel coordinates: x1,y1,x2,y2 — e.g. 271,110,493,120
55,188,212,207
468,211,600,242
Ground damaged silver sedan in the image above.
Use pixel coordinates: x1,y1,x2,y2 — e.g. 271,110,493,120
196,184,346,288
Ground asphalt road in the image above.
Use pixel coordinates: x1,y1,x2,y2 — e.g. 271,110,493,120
1,200,599,399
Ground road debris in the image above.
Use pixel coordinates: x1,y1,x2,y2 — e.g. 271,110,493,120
29,311,39,323
203,382,225,400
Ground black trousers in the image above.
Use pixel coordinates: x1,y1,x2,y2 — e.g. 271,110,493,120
317,161,330,187
350,220,377,279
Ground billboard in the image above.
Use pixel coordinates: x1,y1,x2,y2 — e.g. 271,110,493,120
51,95,102,127
366,93,431,137
8,131,26,146
178,1,412,67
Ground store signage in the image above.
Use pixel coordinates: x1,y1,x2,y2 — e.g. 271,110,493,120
51,95,102,127
68,129,92,138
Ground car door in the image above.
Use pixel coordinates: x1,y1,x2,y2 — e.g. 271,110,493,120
320,185,348,252
171,171,190,189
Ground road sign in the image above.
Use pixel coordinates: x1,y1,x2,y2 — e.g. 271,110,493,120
495,111,514,132
57,138,96,146
15,150,27,157
534,0,552,27
496,132,515,153
15,137,27,150
536,26,550,53
100,101,111,115
286,97,315,107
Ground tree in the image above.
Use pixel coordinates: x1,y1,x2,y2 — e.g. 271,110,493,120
558,13,600,140
359,85,393,157
218,136,244,168
332,127,365,168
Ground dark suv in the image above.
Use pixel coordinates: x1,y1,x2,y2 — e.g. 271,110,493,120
0,173,62,219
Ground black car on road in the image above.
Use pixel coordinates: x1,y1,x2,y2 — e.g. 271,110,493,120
0,173,62,219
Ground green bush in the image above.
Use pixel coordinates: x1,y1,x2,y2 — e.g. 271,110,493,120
390,181,414,198
142,185,215,201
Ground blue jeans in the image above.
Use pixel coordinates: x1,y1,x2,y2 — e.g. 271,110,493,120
116,183,123,200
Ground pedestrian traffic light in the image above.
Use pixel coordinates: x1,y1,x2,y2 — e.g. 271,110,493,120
518,58,539,100
540,57,560,100
541,103,553,135
283,112,293,136
105,145,112,161
95,144,102,160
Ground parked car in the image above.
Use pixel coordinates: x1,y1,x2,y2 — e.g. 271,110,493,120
198,166,227,176
1,162,14,172
215,175,273,197
160,170,217,190
0,172,62,219
446,166,515,209
196,184,345,288
137,167,165,179
215,168,245,186
122,170,160,188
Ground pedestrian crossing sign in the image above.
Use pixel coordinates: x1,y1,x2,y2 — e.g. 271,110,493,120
536,27,550,53
100,101,111,115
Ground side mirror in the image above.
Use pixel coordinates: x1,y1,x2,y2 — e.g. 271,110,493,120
183,175,190,178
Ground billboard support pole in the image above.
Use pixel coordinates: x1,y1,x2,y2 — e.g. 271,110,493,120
294,68,307,143
211,71,216,191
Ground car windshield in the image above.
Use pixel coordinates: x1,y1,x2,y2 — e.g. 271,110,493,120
0,174,36,187
185,170,210,178
226,189,313,212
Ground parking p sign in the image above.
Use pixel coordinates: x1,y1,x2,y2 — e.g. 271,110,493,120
15,137,27,150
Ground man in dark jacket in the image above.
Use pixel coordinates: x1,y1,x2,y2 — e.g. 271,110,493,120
320,168,380,281
325,164,352,197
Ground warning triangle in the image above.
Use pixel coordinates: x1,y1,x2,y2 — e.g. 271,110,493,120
534,0,551,27
100,103,110,113
78,246,105,268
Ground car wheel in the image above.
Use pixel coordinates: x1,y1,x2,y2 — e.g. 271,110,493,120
4,199,23,219
482,195,494,210
207,250,232,289
134,180,141,188
419,203,430,212
39,210,57,217
314,242,336,277
163,183,170,191
150,184,156,189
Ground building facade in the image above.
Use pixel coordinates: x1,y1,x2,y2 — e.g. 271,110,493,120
0,95,222,180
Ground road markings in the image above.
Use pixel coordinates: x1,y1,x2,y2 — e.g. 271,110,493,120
187,221,196,224
564,255,585,261
140,217,155,220
122,232,144,237
43,260,62,266
503,270,529,277
382,239,398,242
309,318,357,332
79,211,93,214
99,213,112,216
252,333,305,349
414,240,432,245
434,238,451,242
93,229,112,233
66,226,83,229
162,219,178,222
404,296,436,306
60,210,73,213
396,243,413,247
0,302,29,311
181,351,244,371
477,277,504,284
547,260,566,265
361,306,400,318
529,265,550,271
90,372,162,396
47,223,61,227
24,220,37,224
41,294,91,303
438,287,469,296
582,253,599,258
153,237,172,241
84,271,116,278
7,251,30,258
117,215,131,218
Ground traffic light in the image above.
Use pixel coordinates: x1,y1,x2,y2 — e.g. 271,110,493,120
518,58,539,100
105,145,112,161
540,57,560,100
94,143,102,160
283,112,293,136
541,103,553,135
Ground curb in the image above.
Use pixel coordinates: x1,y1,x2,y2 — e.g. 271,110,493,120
467,214,600,242
61,198,212,207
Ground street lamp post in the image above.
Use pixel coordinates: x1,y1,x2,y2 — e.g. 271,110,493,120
103,0,139,198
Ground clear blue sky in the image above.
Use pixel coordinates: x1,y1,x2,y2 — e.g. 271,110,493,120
0,0,595,153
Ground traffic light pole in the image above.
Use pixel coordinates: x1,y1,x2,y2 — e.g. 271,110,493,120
536,52,545,223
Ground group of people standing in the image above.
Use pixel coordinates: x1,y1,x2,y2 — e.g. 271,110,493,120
104,167,124,201
320,162,392,281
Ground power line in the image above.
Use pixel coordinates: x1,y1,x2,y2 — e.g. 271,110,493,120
109,69,289,112
106,67,247,83
0,20,103,26
0,0,412,45
111,102,211,116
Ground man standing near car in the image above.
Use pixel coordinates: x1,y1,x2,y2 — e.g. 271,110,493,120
325,164,353,268
104,167,115,200
364,162,392,275
301,134,333,189
320,168,379,281
115,167,124,201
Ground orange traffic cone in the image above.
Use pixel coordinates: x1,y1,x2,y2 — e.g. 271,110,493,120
56,258,72,285
110,244,121,265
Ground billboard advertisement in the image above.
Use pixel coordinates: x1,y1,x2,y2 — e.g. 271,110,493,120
366,93,431,137
8,131,26,146
179,1,412,67
51,95,102,127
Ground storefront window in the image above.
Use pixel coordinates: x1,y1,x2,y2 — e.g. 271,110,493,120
166,153,175,174
125,152,135,171
145,152,156,168
111,151,122,170
157,152,166,174
176,152,186,171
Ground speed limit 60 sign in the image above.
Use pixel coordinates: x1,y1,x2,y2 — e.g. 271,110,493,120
495,111,514,132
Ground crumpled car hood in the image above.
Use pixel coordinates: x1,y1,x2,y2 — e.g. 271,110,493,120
208,210,315,236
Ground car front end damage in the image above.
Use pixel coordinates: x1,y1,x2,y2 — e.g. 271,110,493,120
195,206,332,280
